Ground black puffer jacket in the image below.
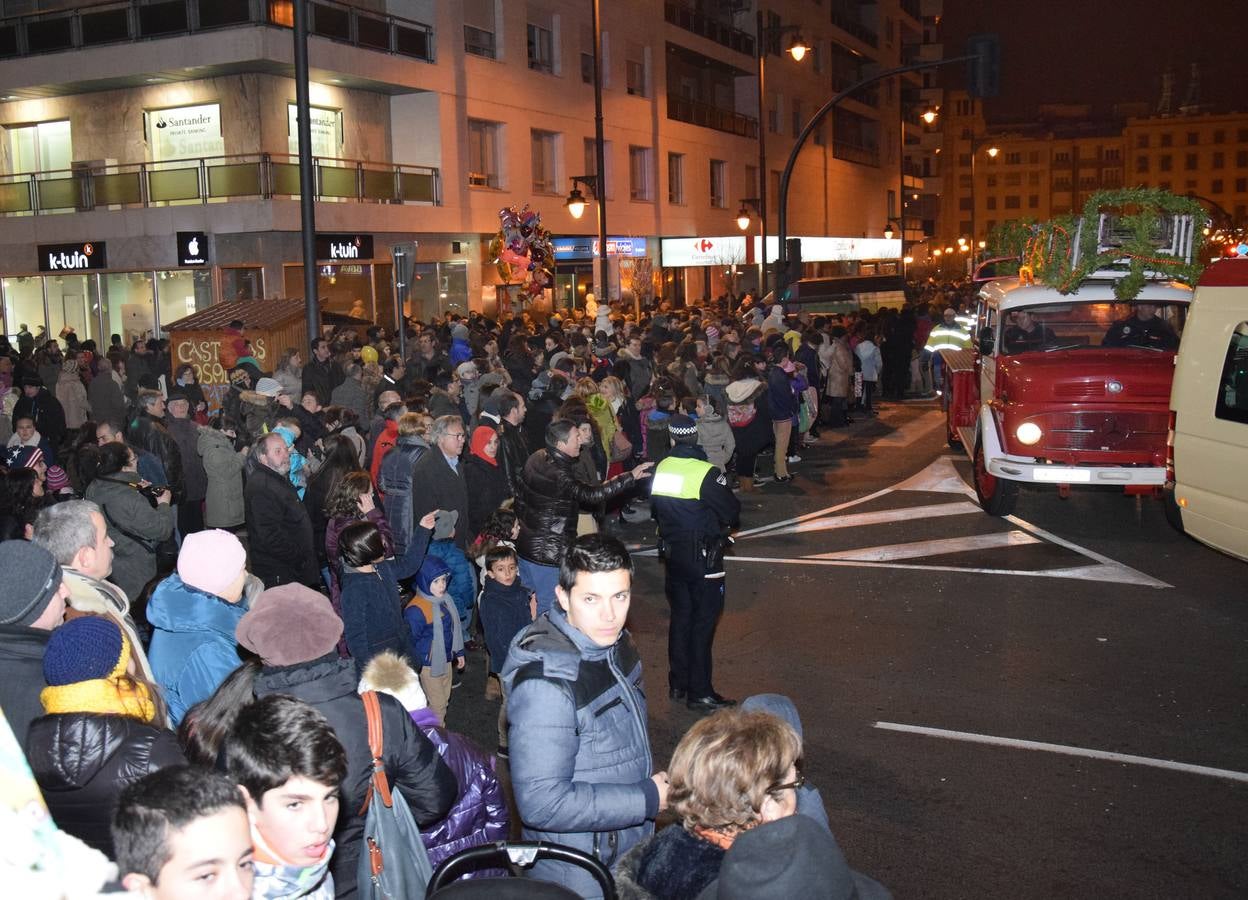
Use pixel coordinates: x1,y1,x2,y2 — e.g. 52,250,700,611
515,447,635,567
25,713,185,856
253,656,458,898
126,411,185,503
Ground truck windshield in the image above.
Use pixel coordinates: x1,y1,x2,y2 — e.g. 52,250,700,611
1000,300,1186,354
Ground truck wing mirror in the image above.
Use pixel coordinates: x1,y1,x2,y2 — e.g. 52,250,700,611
978,327,994,355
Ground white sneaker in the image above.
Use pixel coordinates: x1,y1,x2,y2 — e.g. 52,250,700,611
786,454,802,464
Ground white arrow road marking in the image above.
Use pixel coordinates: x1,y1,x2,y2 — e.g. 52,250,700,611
873,721,1248,784
738,500,982,540
805,530,1039,561
728,457,1172,588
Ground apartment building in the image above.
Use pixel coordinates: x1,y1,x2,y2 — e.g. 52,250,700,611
0,0,926,345
934,90,1248,253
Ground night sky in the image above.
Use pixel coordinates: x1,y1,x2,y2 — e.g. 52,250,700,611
939,0,1244,123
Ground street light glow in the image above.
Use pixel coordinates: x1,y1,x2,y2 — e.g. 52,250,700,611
987,146,1000,158
788,35,811,62
565,187,588,219
922,109,937,125
736,206,752,231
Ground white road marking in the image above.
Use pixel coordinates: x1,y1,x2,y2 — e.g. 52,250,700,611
728,458,1171,587
892,455,975,494
734,487,895,538
873,721,1248,784
806,530,1039,561
727,555,1163,585
739,500,982,540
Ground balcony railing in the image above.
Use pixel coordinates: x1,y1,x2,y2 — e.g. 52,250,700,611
0,0,434,62
664,2,754,56
667,94,758,139
829,10,879,48
0,153,439,216
833,140,880,168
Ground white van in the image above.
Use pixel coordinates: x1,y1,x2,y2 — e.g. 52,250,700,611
1166,254,1248,562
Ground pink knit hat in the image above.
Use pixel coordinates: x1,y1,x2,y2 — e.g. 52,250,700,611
177,529,247,598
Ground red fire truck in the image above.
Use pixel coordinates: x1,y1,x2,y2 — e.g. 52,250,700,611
941,203,1198,515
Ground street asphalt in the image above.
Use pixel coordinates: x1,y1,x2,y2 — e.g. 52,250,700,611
447,399,1248,899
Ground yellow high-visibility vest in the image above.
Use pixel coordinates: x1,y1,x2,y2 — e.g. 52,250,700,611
651,455,715,499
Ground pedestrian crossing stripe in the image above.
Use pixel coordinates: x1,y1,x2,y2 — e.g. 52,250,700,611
731,457,1171,589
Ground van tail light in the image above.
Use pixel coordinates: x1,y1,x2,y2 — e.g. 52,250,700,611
1165,410,1176,484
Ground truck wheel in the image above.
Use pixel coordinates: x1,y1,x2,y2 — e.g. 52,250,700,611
973,435,1018,516
1162,485,1185,534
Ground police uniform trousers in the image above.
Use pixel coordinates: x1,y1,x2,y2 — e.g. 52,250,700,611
665,549,726,699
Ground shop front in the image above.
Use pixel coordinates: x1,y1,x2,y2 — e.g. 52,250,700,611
658,234,903,306
551,235,651,312
1,239,215,347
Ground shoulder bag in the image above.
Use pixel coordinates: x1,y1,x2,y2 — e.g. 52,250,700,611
357,691,435,899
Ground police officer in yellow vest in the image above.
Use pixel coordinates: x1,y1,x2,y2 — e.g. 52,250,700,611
651,414,741,713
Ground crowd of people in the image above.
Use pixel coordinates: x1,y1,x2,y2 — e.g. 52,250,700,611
0,288,949,898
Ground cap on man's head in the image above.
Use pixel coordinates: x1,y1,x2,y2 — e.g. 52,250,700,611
0,541,63,628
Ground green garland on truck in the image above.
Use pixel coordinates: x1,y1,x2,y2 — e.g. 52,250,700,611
1008,189,1208,301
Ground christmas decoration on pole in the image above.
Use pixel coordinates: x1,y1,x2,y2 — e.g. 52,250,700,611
489,205,556,302
994,189,1208,301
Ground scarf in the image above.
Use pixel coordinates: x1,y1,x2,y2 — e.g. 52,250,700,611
469,425,498,466
39,632,157,723
417,592,464,677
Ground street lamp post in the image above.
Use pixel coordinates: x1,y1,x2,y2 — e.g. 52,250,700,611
292,0,318,344
562,0,613,315
755,12,810,299
736,197,763,301
774,53,981,296
969,135,999,265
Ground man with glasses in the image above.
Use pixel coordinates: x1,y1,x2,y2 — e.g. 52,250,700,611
410,415,475,632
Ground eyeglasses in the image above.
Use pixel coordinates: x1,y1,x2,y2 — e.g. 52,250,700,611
446,432,466,440
767,773,806,795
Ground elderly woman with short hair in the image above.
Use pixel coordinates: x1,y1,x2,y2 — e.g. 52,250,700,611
614,708,803,900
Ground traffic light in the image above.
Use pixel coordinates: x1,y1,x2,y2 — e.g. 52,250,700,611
966,34,1000,99
785,238,802,285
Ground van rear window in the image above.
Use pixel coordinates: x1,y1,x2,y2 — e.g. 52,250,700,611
1215,322,1248,426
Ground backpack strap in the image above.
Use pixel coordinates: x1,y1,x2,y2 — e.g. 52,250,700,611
358,691,393,815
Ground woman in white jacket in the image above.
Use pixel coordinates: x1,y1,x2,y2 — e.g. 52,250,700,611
854,326,883,415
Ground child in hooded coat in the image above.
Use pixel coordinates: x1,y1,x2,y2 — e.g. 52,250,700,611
358,651,509,875
404,555,465,722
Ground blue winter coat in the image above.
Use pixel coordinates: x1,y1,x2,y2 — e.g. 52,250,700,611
340,525,431,673
501,605,658,900
146,574,248,726
479,576,533,675
450,338,472,366
377,435,429,554
767,365,799,421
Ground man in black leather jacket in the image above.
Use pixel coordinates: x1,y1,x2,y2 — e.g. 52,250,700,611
496,390,531,497
515,418,652,615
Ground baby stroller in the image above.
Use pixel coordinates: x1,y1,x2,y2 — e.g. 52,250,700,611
425,840,617,899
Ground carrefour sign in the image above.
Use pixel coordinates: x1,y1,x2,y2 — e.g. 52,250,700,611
660,236,748,267
38,241,107,273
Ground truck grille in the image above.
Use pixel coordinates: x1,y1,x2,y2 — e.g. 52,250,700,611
1039,411,1169,452
1053,381,1171,401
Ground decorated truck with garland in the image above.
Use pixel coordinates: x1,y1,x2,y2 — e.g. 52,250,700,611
940,190,1205,515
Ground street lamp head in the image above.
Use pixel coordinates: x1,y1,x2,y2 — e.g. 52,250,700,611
565,186,588,219
986,146,1000,158
736,205,752,231
903,255,914,265
977,240,987,249
884,225,895,240
933,248,942,257
957,236,967,246
787,34,810,62
921,109,938,125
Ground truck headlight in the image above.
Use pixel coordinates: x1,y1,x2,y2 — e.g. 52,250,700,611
1016,422,1043,445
